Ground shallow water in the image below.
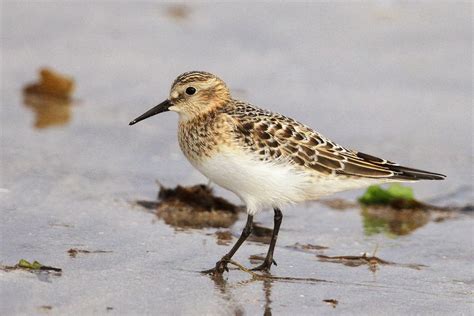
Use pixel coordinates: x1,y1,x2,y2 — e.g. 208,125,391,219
1,2,473,315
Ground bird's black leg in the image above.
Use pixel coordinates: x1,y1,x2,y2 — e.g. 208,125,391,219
251,208,283,272
202,214,254,275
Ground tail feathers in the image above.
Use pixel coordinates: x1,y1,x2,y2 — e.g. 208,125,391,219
389,165,446,181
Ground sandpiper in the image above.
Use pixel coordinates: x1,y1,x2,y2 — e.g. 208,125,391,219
129,71,445,275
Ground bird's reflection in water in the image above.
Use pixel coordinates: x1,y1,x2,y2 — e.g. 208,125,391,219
210,273,246,315
262,279,273,316
210,273,274,316
208,264,331,315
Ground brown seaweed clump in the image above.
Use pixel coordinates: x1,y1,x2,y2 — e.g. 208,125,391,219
165,4,191,21
23,68,75,128
23,68,75,98
317,253,427,272
136,184,241,229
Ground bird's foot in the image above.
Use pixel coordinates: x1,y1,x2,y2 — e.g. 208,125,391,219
201,258,229,275
251,258,277,273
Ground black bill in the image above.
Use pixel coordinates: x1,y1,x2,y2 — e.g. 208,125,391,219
129,99,171,125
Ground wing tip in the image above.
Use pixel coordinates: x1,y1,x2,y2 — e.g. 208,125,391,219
390,165,446,181
355,151,446,181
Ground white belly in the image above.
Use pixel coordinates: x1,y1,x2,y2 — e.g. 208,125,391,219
191,149,318,215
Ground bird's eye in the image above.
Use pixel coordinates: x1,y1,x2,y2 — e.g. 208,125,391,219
186,87,196,95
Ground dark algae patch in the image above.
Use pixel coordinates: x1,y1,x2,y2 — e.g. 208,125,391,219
317,253,392,269
67,248,113,258
38,305,53,311
135,183,241,229
323,299,338,308
286,242,329,253
317,252,427,272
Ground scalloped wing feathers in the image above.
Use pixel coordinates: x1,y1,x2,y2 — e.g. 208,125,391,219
225,101,445,181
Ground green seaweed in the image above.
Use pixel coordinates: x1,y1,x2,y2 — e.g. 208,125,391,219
18,259,43,270
15,259,62,272
358,184,415,206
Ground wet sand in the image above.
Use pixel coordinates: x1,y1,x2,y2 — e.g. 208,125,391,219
1,2,473,315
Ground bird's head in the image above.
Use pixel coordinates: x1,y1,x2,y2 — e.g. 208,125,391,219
129,71,231,125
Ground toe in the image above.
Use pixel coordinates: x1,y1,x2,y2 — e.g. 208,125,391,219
251,263,271,272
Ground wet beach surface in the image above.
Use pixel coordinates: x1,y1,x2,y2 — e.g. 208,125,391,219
1,2,473,315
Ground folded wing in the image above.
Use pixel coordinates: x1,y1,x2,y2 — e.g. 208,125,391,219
229,103,446,181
